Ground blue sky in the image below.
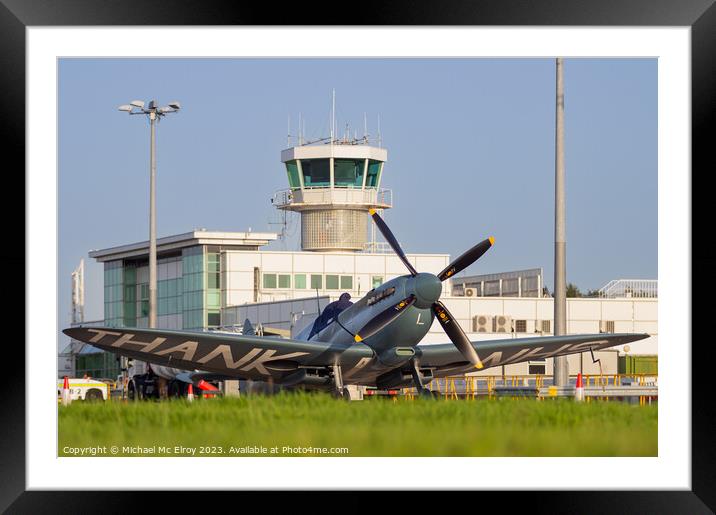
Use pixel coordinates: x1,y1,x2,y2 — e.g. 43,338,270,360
58,58,657,327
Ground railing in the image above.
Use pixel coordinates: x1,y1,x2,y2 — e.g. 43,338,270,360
401,374,658,400
272,187,392,209
598,279,657,298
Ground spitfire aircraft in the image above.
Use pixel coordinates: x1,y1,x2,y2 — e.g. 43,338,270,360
64,210,648,397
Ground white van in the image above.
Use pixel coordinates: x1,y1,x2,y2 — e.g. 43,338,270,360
57,378,110,402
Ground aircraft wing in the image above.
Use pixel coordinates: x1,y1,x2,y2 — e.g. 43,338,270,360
63,326,371,382
415,333,649,376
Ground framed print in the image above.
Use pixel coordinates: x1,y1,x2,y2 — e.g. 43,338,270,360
4,0,714,511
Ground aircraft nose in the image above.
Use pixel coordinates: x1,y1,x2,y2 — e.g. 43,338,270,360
413,273,442,308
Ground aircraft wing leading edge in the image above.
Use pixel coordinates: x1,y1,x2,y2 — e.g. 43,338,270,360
62,326,372,382
416,333,649,376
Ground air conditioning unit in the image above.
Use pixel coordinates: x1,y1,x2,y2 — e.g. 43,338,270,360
600,320,615,333
535,320,551,334
514,319,527,333
464,287,478,297
493,315,513,333
472,314,493,332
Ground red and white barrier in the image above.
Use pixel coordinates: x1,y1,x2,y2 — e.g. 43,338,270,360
187,383,194,403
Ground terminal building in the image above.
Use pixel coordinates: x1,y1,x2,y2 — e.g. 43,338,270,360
63,130,658,381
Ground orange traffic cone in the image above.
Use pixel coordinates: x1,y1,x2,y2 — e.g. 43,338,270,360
575,373,585,402
61,376,71,406
187,383,194,402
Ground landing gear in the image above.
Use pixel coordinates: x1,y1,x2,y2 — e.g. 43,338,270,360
332,364,345,398
410,361,434,398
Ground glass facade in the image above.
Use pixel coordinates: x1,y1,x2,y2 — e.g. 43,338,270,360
300,159,330,187
182,246,205,330
285,160,301,189
366,160,382,188
334,158,365,188
289,158,383,190
104,260,124,327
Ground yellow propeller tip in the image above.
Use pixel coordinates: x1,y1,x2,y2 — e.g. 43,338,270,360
488,236,495,245
368,209,376,216
475,363,484,370
354,334,363,342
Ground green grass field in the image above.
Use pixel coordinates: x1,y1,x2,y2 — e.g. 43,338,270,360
59,394,657,457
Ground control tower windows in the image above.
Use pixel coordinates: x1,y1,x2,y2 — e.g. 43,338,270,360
334,158,365,188
366,160,383,188
301,159,330,187
285,161,301,190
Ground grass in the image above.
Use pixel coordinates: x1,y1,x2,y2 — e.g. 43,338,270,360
58,393,657,457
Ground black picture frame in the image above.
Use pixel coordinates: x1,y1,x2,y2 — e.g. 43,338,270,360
4,0,713,511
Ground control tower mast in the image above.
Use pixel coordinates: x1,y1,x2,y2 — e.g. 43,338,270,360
273,120,392,252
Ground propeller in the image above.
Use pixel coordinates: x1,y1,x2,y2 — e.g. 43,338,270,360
369,209,417,276
364,209,494,369
433,301,483,369
437,237,494,281
354,295,416,342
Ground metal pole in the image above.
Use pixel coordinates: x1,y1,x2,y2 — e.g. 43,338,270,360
554,58,569,387
149,109,157,329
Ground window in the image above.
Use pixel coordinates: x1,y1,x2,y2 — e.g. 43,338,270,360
285,161,301,189
515,320,527,333
300,159,330,187
326,274,339,290
208,311,221,327
334,159,365,188
372,276,384,288
207,252,220,289
310,274,323,290
366,160,382,188
263,273,277,289
340,276,353,290
278,274,291,289
294,274,306,289
528,364,546,375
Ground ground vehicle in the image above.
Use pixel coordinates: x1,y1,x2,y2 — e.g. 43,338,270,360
57,378,110,402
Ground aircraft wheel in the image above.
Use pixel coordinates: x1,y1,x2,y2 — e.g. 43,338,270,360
84,388,104,402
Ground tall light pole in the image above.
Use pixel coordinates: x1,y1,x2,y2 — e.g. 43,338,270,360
118,100,181,328
553,58,569,387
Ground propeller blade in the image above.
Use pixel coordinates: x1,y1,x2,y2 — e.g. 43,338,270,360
369,209,418,276
432,301,483,369
354,295,416,342
437,236,494,282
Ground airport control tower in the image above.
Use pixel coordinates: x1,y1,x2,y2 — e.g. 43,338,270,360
273,128,392,252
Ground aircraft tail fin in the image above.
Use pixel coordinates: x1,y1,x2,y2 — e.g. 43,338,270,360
242,318,255,336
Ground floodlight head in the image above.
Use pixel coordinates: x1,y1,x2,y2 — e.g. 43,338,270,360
168,101,181,110
147,100,157,110
118,104,133,112
158,107,172,113
129,100,145,109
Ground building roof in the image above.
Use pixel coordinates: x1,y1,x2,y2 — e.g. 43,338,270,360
452,268,544,284
89,230,278,262
281,144,388,163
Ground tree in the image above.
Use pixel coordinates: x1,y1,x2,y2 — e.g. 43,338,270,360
566,283,582,298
